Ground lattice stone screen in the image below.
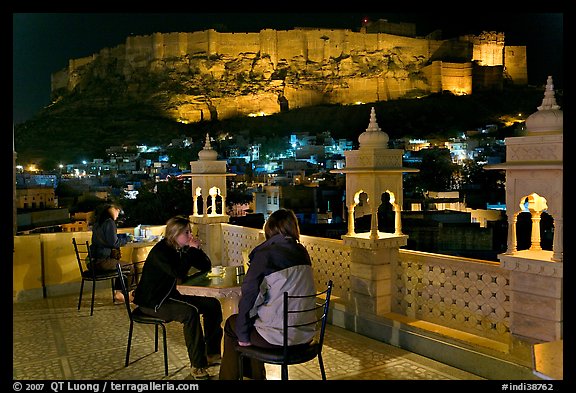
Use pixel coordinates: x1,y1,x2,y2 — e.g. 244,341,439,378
221,224,262,266
220,224,510,342
301,235,351,302
220,224,351,300
395,250,511,342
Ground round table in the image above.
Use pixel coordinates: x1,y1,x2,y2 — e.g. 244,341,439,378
178,266,244,320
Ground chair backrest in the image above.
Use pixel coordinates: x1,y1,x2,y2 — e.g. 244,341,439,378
282,280,333,356
72,238,95,278
115,263,134,319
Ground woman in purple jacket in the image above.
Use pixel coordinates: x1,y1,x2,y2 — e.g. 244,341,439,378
218,208,316,380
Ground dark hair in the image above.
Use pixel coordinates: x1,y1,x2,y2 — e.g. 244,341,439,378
92,203,122,225
263,208,300,241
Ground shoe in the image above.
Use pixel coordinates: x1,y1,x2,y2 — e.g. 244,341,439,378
190,367,210,380
207,354,221,366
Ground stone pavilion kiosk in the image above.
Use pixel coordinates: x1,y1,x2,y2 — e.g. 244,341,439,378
188,134,235,264
486,76,563,343
332,108,418,317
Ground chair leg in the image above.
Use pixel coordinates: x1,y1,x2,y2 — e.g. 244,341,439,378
281,364,288,380
90,281,96,316
238,353,244,380
318,354,326,380
154,325,159,352
160,324,168,376
111,278,116,303
125,322,134,367
77,280,85,311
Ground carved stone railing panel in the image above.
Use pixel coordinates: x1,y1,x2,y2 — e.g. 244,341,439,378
221,224,262,266
219,225,511,342
300,235,351,302
395,250,510,342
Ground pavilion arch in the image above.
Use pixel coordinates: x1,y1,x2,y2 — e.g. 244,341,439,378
353,191,370,218
507,192,557,254
207,186,224,215
346,189,368,235
192,185,225,216
377,190,402,235
193,187,203,216
346,189,403,236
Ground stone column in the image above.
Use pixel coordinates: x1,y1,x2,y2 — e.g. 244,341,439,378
370,206,379,240
193,194,199,216
189,215,230,265
500,255,563,342
506,213,518,254
394,205,402,235
529,211,542,251
347,204,355,235
552,218,563,262
342,234,408,316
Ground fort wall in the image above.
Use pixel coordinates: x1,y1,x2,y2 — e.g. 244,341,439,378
505,46,528,85
116,28,448,65
53,28,475,85
50,28,527,121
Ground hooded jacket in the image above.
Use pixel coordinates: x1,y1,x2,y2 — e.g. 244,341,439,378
133,239,212,311
236,233,316,346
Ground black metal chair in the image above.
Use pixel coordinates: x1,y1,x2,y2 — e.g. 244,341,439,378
237,280,333,380
116,263,170,376
72,238,117,316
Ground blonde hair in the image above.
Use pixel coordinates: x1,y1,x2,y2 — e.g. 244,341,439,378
164,216,192,249
263,209,300,241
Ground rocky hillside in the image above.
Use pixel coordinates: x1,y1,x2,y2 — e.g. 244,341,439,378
14,86,546,166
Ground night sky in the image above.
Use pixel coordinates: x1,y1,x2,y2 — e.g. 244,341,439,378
12,12,563,125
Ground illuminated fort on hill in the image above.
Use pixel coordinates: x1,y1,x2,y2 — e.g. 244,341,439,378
51,20,527,124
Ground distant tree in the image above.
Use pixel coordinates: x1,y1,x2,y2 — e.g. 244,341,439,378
69,195,108,214
460,159,483,186
121,178,191,226
39,158,59,171
460,158,506,205
55,181,85,208
226,186,253,207
415,147,458,191
168,146,201,170
259,136,290,159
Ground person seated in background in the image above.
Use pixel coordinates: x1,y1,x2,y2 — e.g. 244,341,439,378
133,215,223,380
218,208,316,380
90,202,134,303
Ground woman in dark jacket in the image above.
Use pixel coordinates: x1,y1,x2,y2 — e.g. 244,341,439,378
90,203,133,302
218,208,316,380
133,215,223,380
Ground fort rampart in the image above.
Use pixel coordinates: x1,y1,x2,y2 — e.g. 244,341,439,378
53,28,526,88
50,28,526,123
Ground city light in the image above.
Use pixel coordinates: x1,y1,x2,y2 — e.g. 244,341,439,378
248,111,268,117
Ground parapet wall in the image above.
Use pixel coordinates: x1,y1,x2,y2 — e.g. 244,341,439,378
120,28,442,66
